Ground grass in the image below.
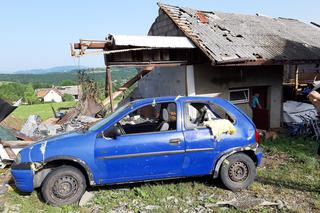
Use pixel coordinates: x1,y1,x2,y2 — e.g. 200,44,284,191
11,101,77,122
1,137,320,212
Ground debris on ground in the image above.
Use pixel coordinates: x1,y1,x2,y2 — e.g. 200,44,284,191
215,198,284,210
0,115,24,131
79,191,95,207
0,169,12,195
20,115,41,138
0,88,103,170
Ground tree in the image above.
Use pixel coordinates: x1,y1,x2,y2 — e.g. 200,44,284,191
63,94,75,102
23,83,38,105
0,82,25,102
61,80,76,86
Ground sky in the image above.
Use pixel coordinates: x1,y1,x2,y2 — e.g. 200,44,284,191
0,0,319,72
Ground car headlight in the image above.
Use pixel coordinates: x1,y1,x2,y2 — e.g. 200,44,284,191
15,153,21,164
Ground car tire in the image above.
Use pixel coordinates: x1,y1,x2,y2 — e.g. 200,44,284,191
219,153,256,191
41,166,86,206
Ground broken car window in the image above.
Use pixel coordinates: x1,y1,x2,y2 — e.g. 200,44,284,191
118,102,177,134
184,102,235,129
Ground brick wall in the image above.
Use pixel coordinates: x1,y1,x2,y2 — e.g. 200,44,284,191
148,10,184,36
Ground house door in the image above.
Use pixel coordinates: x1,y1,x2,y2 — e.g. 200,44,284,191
250,86,270,130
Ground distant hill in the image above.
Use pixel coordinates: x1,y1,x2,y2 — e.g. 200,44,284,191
12,66,87,74
0,67,137,86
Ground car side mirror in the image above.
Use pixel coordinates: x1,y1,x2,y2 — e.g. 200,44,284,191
102,125,122,139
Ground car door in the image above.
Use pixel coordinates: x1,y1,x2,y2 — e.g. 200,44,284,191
94,101,186,184
182,101,218,176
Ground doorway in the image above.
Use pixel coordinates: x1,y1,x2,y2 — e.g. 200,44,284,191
250,86,270,130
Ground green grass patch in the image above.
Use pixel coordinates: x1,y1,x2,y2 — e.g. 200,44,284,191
11,101,77,122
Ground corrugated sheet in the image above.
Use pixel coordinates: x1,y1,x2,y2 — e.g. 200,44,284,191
158,3,320,64
112,35,196,49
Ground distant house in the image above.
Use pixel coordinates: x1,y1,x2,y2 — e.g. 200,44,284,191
56,85,82,101
36,88,63,103
36,85,82,103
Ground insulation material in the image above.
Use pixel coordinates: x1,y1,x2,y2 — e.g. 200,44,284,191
204,119,236,141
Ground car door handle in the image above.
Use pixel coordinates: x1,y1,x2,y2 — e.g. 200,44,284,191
169,138,181,145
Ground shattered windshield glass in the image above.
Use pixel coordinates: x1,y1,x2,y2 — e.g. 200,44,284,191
88,103,130,132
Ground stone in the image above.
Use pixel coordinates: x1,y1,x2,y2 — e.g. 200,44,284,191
79,191,95,207
144,205,160,210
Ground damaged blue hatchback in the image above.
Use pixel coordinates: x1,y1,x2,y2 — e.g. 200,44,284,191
11,96,262,206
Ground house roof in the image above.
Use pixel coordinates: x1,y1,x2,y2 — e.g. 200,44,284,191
56,85,81,96
158,3,320,65
36,88,63,98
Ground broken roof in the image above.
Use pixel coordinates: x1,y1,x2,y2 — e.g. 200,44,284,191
56,85,81,96
158,3,320,65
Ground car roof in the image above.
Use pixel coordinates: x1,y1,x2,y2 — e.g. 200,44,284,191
130,96,225,107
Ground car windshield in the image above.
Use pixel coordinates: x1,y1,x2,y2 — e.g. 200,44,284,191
88,103,130,132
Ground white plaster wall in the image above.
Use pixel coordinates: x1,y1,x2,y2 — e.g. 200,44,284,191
43,90,63,103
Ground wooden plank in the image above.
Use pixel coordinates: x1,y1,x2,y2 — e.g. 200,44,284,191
106,66,114,112
102,66,154,106
4,147,16,159
0,140,34,148
73,42,106,49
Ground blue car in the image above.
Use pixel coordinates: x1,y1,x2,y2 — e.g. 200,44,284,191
11,96,262,206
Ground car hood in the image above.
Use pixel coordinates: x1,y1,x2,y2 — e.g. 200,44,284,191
19,130,94,163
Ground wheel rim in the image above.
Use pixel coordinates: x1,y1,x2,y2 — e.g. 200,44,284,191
228,161,249,182
52,175,79,200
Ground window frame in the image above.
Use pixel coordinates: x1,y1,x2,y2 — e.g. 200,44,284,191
229,88,250,104
117,101,178,136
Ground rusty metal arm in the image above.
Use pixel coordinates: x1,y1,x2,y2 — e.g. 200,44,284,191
72,38,113,57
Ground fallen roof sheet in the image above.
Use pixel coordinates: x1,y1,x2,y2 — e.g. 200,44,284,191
111,35,196,49
0,99,17,123
158,3,320,64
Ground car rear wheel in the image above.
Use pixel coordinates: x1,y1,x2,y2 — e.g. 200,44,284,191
219,153,256,191
41,166,86,206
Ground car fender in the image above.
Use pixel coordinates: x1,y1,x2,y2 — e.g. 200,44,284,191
212,143,258,178
34,155,95,187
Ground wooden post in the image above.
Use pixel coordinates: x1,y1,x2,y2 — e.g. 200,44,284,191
105,65,114,112
295,65,299,97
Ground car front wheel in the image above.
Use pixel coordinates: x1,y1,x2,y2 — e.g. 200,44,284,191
219,153,256,191
41,166,86,206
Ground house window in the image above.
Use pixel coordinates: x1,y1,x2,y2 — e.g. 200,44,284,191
229,88,249,104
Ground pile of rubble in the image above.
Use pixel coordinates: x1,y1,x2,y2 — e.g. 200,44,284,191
0,97,103,169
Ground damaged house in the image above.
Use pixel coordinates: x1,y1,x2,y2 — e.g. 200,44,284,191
73,3,320,130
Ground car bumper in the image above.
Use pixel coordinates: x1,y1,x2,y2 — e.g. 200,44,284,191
11,163,34,193
255,147,263,166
